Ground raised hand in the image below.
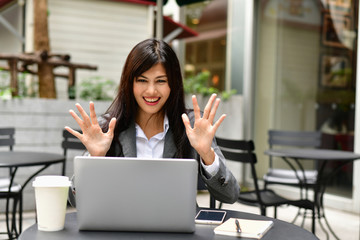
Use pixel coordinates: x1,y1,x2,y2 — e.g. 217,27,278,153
182,94,226,165
65,102,116,156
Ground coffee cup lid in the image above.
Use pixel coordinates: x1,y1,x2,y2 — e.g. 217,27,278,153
32,175,71,187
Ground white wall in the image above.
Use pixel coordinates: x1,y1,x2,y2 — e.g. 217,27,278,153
23,0,154,99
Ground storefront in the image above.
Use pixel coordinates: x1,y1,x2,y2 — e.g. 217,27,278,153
178,0,360,213
253,0,359,213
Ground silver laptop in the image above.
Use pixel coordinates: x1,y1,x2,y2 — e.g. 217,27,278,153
74,156,198,233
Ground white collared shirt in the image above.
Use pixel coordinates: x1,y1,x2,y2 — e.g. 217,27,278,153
135,115,219,177
135,115,170,159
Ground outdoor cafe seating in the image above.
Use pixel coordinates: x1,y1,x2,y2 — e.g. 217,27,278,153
0,127,23,239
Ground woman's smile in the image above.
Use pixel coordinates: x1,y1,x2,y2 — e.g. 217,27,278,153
143,97,161,105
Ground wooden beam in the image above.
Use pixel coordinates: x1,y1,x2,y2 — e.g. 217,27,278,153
47,59,97,70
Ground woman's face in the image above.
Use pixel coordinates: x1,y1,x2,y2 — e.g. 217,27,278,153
133,63,171,118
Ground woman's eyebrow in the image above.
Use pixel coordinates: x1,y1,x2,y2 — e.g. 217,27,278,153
138,74,167,79
155,75,167,79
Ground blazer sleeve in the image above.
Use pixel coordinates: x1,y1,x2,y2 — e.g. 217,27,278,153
187,111,240,204
198,140,240,204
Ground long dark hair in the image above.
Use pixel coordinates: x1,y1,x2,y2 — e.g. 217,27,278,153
102,39,191,158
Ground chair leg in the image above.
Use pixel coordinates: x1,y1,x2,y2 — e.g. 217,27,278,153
19,193,23,234
301,209,307,228
274,206,277,219
5,198,12,239
210,195,216,208
312,207,316,234
260,206,266,216
11,197,18,238
62,161,66,176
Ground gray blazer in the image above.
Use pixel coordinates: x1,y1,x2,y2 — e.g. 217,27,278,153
114,112,240,204
69,112,240,206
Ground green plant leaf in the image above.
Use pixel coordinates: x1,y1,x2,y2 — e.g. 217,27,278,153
183,70,236,100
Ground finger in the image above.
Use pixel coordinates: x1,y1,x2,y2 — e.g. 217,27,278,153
203,93,217,119
75,103,91,126
208,98,221,124
212,114,226,132
181,113,192,132
107,118,117,136
64,126,83,140
69,109,84,128
192,95,201,120
89,101,99,125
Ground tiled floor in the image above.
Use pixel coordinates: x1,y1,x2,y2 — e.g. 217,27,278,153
1,192,359,240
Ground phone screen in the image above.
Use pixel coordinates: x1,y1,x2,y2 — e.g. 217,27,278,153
195,210,226,224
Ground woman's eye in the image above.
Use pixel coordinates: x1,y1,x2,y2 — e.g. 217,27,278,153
136,79,147,83
157,79,167,83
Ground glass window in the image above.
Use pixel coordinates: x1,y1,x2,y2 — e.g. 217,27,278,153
254,0,358,197
184,0,227,92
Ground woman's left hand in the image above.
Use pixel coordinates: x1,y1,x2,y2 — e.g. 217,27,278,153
182,94,226,165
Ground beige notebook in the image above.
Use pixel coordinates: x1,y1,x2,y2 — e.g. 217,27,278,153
214,218,273,239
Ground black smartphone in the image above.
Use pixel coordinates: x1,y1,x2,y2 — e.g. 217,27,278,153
195,210,227,225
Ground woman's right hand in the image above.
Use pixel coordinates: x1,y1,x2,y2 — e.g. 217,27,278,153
65,102,116,156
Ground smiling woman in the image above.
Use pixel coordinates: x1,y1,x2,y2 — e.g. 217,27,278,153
65,38,240,205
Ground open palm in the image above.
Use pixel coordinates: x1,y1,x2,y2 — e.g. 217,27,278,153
65,102,116,156
182,94,226,165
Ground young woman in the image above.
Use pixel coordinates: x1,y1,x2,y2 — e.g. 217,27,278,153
65,39,239,204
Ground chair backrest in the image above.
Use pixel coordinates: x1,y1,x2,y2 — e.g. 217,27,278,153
0,127,15,151
61,129,86,156
268,130,322,168
268,130,322,149
215,137,263,203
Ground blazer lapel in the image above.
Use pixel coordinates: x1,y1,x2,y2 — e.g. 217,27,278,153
119,122,137,157
163,129,176,158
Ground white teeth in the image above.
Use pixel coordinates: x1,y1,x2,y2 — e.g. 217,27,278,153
144,97,159,103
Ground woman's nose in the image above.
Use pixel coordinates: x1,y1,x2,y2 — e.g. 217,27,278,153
146,83,157,94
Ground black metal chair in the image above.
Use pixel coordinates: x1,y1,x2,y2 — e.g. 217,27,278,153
215,137,292,218
61,129,86,176
263,130,321,191
263,130,322,233
61,129,86,207
197,175,217,208
0,127,23,239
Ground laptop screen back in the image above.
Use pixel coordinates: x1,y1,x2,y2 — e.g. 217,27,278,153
74,156,198,233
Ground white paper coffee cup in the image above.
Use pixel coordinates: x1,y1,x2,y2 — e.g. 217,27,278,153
32,175,71,231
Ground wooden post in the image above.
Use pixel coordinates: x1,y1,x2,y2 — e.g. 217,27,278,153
8,59,18,97
33,0,56,98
